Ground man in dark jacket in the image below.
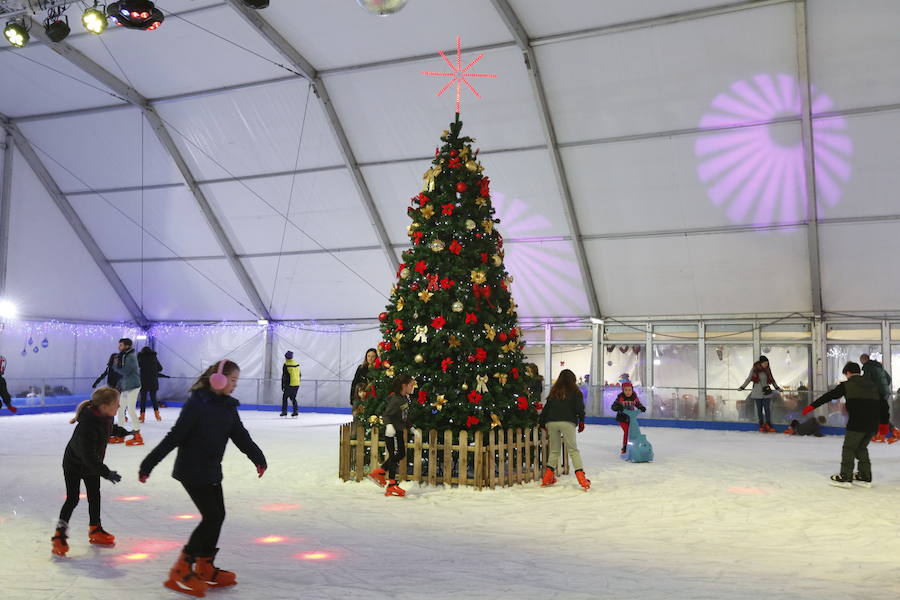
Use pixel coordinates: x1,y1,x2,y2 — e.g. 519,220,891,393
92,353,121,390
860,354,896,442
0,355,16,413
803,361,880,487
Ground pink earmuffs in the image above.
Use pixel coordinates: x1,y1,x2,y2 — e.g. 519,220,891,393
209,359,228,391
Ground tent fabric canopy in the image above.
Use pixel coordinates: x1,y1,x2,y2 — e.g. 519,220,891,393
1,0,897,323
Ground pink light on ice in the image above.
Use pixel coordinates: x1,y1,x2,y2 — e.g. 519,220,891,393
695,73,852,226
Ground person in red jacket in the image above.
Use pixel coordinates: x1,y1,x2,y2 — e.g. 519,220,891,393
52,387,127,556
611,382,646,454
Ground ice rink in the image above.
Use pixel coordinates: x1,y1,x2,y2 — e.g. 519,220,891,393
1,410,899,600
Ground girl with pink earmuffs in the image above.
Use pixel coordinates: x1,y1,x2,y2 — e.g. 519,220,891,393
139,360,267,598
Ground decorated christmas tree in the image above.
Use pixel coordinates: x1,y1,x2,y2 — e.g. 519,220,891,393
359,115,540,432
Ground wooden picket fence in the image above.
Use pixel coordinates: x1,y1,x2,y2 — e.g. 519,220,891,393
338,423,569,489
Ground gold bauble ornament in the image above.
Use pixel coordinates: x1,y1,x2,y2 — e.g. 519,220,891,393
430,239,445,252
451,300,464,313
461,383,468,390
396,297,405,311
400,267,410,279
465,219,476,230
465,160,478,172
414,354,424,363
492,254,502,266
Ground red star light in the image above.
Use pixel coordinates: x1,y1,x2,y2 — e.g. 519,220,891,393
422,36,497,113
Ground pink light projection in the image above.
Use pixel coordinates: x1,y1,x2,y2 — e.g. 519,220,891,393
259,503,301,512
115,496,148,502
255,535,290,545
695,74,852,225
171,514,200,520
491,192,588,317
727,487,771,495
295,551,337,561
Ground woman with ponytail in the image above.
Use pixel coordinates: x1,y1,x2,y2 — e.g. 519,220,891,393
139,360,267,597
51,387,127,557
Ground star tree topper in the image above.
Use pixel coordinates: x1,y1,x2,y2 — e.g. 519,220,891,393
422,36,497,113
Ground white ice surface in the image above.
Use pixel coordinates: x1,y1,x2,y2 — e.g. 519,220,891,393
2,411,900,600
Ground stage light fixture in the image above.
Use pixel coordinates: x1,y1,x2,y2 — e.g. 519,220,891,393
3,20,28,48
107,1,164,31
82,5,108,35
0,299,18,320
239,0,269,8
44,7,70,43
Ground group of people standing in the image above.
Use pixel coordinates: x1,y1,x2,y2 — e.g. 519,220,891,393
91,338,168,447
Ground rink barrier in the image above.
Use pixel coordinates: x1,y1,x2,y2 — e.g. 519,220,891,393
338,423,569,489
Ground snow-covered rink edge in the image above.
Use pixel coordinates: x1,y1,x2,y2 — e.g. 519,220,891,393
2,410,899,600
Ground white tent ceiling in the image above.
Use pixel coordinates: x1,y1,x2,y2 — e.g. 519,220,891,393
0,0,898,323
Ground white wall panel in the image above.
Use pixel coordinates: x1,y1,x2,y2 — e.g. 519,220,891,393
200,169,378,255
808,0,900,112
5,148,131,321
538,3,796,143
510,0,751,38
259,0,511,70
242,249,393,320
504,239,591,317
323,46,544,163
18,110,182,192
815,111,899,221
112,259,258,321
154,325,265,379
565,121,809,235
820,222,900,312
0,45,126,117
154,80,345,179
585,228,811,316
64,5,288,98
68,187,223,259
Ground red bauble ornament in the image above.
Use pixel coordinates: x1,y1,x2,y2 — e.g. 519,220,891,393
450,149,458,157
498,332,508,342
411,283,419,291
480,252,488,263
456,182,468,193
378,312,388,322
510,367,520,379
535,402,544,411
466,354,476,363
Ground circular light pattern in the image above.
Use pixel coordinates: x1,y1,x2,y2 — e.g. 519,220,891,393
695,73,852,226
3,21,28,48
0,299,18,320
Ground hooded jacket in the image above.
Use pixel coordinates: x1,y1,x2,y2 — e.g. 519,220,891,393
137,348,166,391
64,406,130,478
113,348,140,392
282,359,301,389
140,387,266,484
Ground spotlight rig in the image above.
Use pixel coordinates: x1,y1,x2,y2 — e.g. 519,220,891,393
43,5,69,42
3,19,28,47
82,2,107,35
107,0,163,31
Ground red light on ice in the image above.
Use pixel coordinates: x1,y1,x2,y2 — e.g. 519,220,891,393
172,514,199,520
727,487,770,495
115,496,148,502
121,553,150,561
259,503,300,512
295,551,334,561
256,535,287,544
133,540,181,553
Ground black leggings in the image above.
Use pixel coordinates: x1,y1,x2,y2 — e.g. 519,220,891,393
0,376,12,408
281,386,299,413
59,463,101,526
381,434,406,480
139,389,158,412
182,482,225,557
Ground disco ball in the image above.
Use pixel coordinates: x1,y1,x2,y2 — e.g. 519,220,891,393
357,0,408,16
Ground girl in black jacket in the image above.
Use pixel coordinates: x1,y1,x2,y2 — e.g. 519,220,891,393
52,387,127,557
350,348,378,405
368,374,415,497
138,346,168,422
538,369,590,491
611,382,646,454
139,360,266,597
